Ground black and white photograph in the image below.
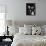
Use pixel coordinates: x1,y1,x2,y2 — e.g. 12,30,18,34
26,3,36,16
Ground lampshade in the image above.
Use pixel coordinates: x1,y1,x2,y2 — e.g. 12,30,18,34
5,20,12,26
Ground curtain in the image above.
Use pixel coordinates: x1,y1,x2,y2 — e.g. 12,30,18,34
0,5,5,36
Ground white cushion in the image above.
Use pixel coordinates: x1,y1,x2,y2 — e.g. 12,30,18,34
24,24,32,34
19,27,25,34
8,26,19,36
40,25,45,35
42,25,46,35
19,27,32,35
32,26,41,35
24,24,32,29
42,25,46,33
24,27,32,35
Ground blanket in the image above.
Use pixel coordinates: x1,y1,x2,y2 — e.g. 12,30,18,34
11,33,46,46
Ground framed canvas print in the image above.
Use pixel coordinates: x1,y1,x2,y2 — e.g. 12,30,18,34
26,3,36,16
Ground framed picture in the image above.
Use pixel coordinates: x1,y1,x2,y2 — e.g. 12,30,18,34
26,3,36,16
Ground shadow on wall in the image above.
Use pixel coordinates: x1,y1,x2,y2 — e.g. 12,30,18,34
5,20,46,27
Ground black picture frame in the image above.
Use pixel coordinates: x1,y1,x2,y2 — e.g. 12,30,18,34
26,3,36,16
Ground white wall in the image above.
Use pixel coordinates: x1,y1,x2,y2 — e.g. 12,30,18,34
0,0,46,22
